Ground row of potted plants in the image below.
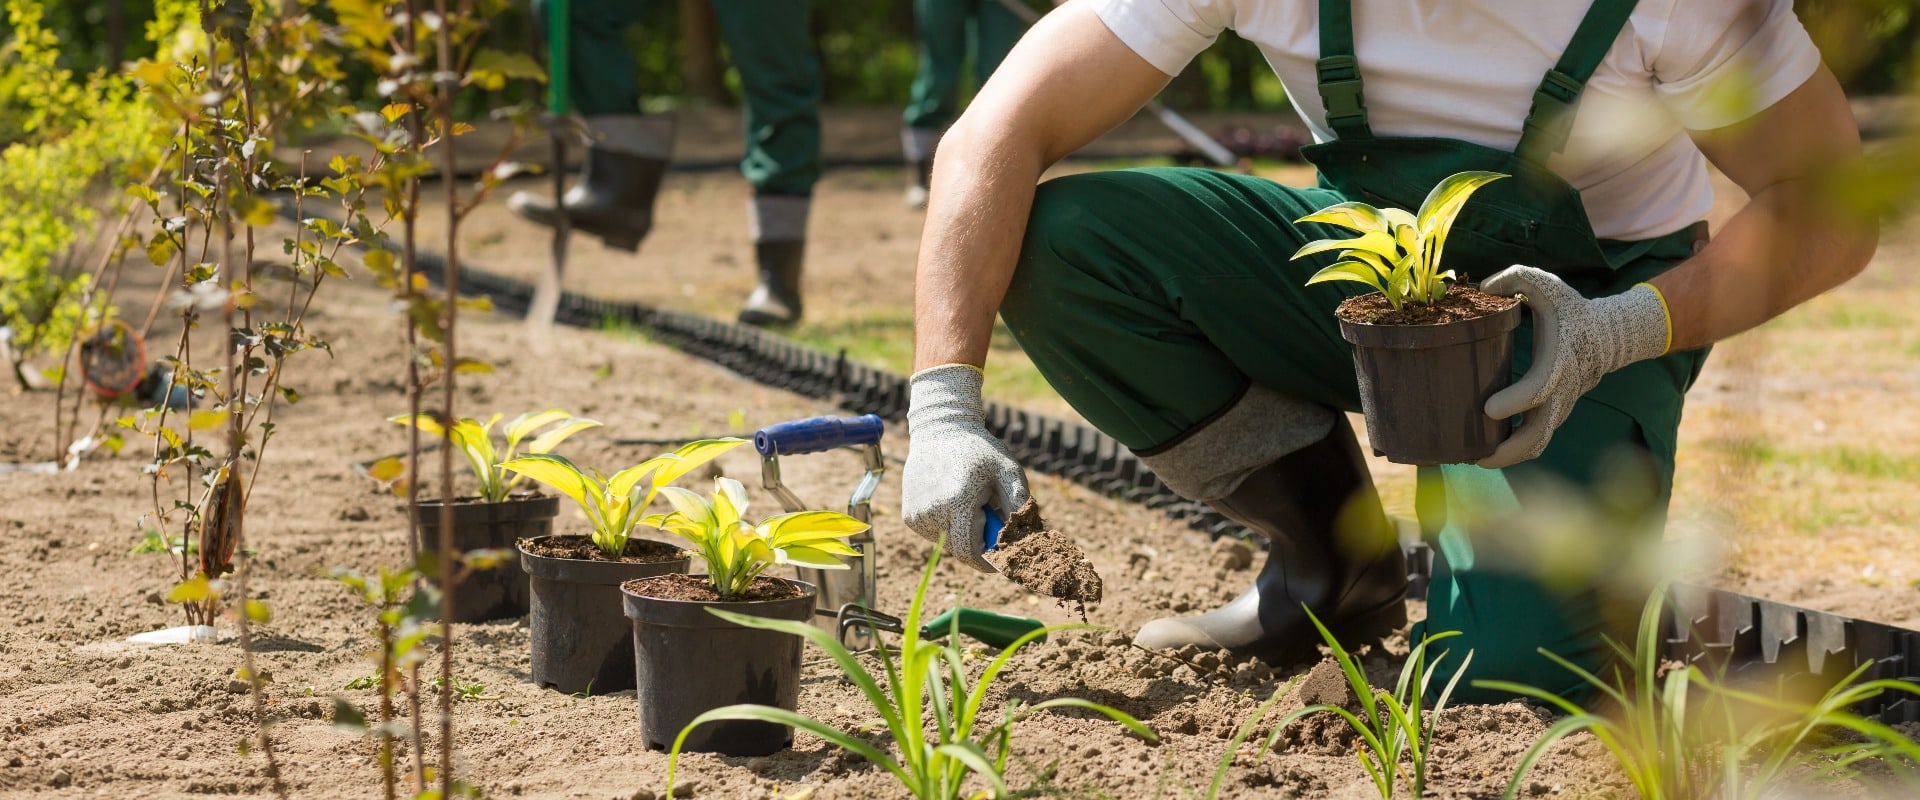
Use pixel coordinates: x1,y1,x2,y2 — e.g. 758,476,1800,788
391,412,869,756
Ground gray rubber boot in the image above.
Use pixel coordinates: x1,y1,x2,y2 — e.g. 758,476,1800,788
508,114,673,252
737,196,809,327
902,127,939,210
1134,394,1407,661
738,241,804,327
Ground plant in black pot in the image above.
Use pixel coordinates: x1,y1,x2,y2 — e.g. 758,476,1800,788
390,409,601,622
623,476,868,756
1291,171,1520,465
499,438,746,694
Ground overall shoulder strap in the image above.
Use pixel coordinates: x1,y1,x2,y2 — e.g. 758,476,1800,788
1516,0,1640,164
1315,0,1372,140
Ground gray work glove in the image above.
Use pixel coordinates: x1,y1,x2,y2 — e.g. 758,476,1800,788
1478,266,1672,469
902,364,1031,572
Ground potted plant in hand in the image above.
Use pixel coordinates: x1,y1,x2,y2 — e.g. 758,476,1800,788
623,476,867,756
391,409,601,621
499,438,746,694
1291,171,1520,465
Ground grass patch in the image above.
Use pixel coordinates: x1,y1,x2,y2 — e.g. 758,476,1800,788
1704,439,1920,482
786,307,1069,412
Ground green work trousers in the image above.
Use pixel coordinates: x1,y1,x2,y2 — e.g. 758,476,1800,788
903,0,1027,131
999,167,1709,701
539,0,822,197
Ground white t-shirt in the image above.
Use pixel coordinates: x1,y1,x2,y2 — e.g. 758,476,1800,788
1090,0,1823,240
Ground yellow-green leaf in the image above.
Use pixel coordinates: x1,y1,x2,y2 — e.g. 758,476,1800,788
1291,231,1398,263
778,545,852,570
390,412,447,438
189,408,230,431
651,438,749,485
657,486,717,530
1295,201,1390,234
366,456,405,483
1306,262,1387,293
498,454,593,508
244,599,271,624
169,574,217,603
503,409,571,448
525,418,601,455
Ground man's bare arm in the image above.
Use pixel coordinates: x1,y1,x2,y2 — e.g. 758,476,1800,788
911,1,1173,371
1653,65,1879,351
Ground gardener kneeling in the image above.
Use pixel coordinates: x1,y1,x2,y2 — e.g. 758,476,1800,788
899,0,1875,700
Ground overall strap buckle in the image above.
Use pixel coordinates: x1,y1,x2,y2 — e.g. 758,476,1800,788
1316,55,1372,139
1518,70,1583,163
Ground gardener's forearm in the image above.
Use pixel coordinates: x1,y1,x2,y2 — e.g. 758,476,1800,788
911,2,1172,372
1650,181,1877,352
1658,65,1878,353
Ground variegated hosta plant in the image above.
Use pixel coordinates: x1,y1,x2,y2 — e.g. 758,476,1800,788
499,438,748,558
391,409,602,503
1291,171,1507,311
646,477,868,600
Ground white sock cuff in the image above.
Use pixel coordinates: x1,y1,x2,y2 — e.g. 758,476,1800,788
748,195,811,243
585,114,674,159
902,127,941,162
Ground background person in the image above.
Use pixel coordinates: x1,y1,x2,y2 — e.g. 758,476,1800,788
509,0,823,327
900,0,1029,208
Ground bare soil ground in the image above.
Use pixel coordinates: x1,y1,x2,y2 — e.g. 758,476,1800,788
1,108,1915,799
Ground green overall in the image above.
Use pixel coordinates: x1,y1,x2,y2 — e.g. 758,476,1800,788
903,0,1028,132
999,0,1710,701
537,0,822,197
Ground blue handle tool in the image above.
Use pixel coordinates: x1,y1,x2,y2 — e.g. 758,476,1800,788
754,414,884,456
981,505,1005,552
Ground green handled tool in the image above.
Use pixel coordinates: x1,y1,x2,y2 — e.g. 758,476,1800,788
527,0,570,328
837,603,1046,650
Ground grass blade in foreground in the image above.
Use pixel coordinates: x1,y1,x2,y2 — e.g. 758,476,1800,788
664,541,1156,799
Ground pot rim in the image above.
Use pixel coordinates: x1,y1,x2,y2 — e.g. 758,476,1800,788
620,574,817,606
516,533,688,564
413,491,555,508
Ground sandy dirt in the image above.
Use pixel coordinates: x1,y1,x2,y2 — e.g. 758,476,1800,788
1,107,1915,798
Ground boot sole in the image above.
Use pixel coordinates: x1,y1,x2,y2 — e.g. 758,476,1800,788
1222,597,1408,667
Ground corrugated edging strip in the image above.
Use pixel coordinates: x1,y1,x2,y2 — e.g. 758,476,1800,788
406,247,1920,722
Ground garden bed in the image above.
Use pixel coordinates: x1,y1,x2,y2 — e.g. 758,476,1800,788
1,165,1916,797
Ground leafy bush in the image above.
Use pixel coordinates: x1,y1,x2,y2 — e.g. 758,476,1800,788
644,476,866,598
0,0,162,383
500,438,747,557
390,409,600,502
1291,171,1505,311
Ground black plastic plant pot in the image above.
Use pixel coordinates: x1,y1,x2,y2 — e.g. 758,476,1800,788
412,494,559,622
519,535,690,695
621,576,816,757
1338,302,1522,466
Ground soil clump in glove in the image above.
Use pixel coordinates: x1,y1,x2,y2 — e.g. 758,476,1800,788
985,501,1103,618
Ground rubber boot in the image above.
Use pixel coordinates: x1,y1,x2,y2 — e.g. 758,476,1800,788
904,159,933,210
507,114,672,252
738,241,805,327
1133,420,1408,662
902,127,940,209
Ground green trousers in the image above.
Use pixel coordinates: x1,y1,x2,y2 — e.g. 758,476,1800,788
540,0,822,197
1000,168,1709,701
903,0,1027,131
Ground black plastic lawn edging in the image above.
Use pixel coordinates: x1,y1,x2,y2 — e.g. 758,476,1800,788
353,232,1919,723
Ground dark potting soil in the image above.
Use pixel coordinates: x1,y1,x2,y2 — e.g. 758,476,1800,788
1334,285,1519,326
519,535,684,564
426,492,548,506
621,573,806,603
985,501,1104,617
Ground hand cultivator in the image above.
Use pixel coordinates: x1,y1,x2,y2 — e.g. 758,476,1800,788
753,414,1043,651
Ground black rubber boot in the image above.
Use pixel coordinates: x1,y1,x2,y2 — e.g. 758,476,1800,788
1133,419,1408,662
904,159,933,209
737,241,805,327
507,145,668,252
